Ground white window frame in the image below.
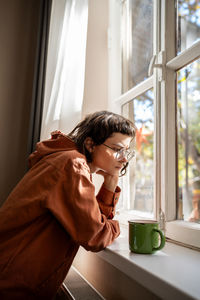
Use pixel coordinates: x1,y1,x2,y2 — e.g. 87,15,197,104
112,0,200,249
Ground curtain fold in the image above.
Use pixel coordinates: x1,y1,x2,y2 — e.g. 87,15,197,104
40,0,89,141
27,0,52,154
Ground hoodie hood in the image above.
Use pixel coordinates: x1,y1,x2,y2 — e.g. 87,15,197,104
28,131,77,168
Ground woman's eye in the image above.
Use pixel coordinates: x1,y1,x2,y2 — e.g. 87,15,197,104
115,148,122,152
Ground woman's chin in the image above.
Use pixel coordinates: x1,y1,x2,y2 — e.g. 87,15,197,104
110,168,121,176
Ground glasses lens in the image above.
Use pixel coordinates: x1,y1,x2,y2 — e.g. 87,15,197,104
127,150,135,161
116,149,123,160
116,149,135,161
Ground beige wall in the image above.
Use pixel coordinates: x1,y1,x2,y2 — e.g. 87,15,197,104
0,0,40,205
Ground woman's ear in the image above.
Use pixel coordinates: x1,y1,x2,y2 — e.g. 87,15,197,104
84,137,95,153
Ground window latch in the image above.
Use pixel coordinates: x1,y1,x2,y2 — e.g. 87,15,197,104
148,51,166,81
159,209,165,232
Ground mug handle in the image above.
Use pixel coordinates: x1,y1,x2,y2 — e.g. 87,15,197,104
152,228,165,251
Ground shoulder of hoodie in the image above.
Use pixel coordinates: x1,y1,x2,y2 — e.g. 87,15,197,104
42,148,91,177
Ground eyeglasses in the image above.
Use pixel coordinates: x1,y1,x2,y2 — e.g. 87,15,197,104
102,144,135,161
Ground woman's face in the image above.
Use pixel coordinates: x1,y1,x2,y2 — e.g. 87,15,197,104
88,132,132,176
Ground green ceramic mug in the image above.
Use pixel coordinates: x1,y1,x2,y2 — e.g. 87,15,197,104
128,220,165,254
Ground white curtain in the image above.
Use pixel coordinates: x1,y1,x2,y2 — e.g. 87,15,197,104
40,0,89,140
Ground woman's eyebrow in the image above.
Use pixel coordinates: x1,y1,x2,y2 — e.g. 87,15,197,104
112,143,130,149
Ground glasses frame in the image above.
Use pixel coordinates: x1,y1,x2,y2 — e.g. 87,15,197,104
102,143,135,162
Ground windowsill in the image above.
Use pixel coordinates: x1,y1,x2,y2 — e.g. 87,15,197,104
96,224,200,300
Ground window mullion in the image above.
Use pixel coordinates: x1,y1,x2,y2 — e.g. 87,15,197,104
153,0,161,221
160,0,176,222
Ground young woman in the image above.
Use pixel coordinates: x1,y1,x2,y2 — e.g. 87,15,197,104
0,111,136,299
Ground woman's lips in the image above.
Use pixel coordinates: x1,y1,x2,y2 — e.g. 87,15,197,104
115,166,122,169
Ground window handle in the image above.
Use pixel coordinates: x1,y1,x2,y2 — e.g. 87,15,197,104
148,51,166,80
148,55,156,76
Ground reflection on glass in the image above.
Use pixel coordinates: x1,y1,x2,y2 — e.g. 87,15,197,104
177,0,200,53
121,0,153,92
123,89,154,214
177,58,200,223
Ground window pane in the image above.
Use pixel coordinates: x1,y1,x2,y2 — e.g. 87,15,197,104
122,0,153,92
177,0,200,54
122,89,154,215
177,59,200,223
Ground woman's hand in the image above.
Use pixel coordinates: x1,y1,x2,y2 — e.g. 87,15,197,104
96,170,119,193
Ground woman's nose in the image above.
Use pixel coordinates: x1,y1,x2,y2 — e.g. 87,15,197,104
119,156,128,163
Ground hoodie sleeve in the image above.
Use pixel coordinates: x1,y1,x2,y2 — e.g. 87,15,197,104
96,185,121,219
45,158,120,252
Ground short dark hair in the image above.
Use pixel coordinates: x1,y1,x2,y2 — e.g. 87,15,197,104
68,110,136,176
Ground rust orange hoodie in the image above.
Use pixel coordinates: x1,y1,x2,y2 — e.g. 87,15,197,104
0,131,120,299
